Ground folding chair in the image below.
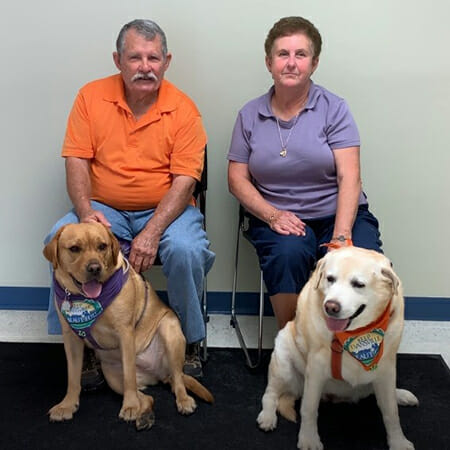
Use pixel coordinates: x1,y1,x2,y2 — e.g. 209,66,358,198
153,146,209,361
194,147,209,361
230,205,264,368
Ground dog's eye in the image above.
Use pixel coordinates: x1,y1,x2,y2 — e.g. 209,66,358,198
351,280,365,289
326,275,336,283
69,245,81,253
98,243,107,251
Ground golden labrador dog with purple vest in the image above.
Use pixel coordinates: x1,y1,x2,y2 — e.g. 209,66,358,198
257,246,418,449
44,222,213,430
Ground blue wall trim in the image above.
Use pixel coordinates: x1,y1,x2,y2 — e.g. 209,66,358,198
1,287,449,321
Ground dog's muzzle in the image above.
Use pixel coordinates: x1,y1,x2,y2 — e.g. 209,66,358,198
324,301,366,332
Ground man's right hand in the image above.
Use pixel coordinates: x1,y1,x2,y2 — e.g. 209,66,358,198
79,209,111,227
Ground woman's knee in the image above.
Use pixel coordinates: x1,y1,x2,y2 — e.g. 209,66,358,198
270,237,315,268
352,208,383,252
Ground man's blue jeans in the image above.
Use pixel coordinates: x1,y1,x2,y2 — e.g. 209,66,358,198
44,202,215,344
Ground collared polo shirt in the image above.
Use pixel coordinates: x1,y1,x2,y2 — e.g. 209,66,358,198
227,82,367,219
62,75,207,210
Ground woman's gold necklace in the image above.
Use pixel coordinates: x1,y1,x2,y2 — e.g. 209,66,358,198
276,112,301,158
274,95,307,157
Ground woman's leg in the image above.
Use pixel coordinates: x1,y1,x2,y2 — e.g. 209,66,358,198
315,205,383,260
351,205,383,252
246,218,317,329
269,293,299,329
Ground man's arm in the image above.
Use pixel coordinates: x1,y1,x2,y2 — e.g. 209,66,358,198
129,174,196,273
66,157,110,225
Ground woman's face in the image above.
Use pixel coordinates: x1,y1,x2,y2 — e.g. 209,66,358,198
266,33,319,89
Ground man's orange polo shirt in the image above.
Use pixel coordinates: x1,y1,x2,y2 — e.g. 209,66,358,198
62,75,207,210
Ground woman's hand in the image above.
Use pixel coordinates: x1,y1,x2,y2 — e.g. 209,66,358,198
269,210,306,236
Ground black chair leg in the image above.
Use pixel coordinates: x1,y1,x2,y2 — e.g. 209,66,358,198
230,224,264,369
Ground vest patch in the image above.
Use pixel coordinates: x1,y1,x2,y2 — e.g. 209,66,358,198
343,328,384,370
61,299,103,338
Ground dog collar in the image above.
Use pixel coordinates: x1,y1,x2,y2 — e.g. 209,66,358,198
321,239,353,251
53,260,130,349
331,300,392,380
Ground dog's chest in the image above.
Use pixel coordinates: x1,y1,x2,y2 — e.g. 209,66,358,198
339,352,380,386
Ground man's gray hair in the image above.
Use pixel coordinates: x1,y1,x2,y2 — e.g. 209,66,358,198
116,19,168,58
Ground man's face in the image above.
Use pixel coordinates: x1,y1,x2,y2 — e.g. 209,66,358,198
113,29,171,100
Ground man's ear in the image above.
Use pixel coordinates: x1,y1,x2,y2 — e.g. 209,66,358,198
163,52,172,71
113,51,121,71
43,226,67,270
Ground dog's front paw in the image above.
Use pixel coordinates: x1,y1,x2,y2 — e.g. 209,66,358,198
119,399,140,422
177,395,197,415
257,409,278,431
297,428,323,450
396,389,419,407
389,437,415,450
48,400,79,422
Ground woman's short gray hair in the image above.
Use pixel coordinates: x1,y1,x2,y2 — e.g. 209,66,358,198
116,19,168,58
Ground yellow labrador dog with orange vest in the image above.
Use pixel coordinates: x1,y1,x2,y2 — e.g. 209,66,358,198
44,222,213,430
257,246,417,450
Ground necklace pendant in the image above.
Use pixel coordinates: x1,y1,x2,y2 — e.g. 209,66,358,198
280,148,287,158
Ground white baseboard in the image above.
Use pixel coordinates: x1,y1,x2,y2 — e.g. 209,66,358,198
1,310,449,367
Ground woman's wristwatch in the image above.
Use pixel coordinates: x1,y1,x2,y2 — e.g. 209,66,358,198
331,235,353,245
331,235,348,242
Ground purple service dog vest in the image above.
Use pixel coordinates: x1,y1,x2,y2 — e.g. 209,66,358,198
53,263,129,349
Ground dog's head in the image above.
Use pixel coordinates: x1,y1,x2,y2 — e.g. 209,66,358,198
43,223,121,298
313,247,401,332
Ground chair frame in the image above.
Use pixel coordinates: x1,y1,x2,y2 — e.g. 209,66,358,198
195,148,209,362
230,205,264,369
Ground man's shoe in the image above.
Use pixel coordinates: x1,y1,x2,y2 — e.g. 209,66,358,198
81,347,105,392
183,343,203,379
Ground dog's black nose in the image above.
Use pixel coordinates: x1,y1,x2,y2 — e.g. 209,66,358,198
324,300,341,316
86,261,101,277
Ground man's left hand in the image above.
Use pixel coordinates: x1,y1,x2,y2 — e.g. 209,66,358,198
129,229,161,273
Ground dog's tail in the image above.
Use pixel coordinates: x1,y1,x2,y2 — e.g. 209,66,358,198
277,394,297,422
182,374,214,403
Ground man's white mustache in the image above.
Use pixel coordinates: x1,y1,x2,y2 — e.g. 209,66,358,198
132,72,158,82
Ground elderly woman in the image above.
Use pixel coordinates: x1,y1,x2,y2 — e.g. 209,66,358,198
227,16,382,329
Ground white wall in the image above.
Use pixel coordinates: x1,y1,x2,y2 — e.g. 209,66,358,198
1,0,449,297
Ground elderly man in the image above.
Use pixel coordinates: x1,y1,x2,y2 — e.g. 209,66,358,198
45,19,215,383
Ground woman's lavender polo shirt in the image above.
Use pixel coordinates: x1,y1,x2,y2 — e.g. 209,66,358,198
227,82,368,219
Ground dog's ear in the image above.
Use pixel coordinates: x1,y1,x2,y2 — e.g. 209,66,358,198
380,267,400,296
314,257,326,290
43,226,67,269
104,226,120,266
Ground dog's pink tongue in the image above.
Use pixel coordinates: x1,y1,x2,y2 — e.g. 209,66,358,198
82,280,102,299
326,317,350,332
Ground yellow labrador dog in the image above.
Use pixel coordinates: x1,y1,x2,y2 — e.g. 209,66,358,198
44,222,213,430
257,246,418,450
